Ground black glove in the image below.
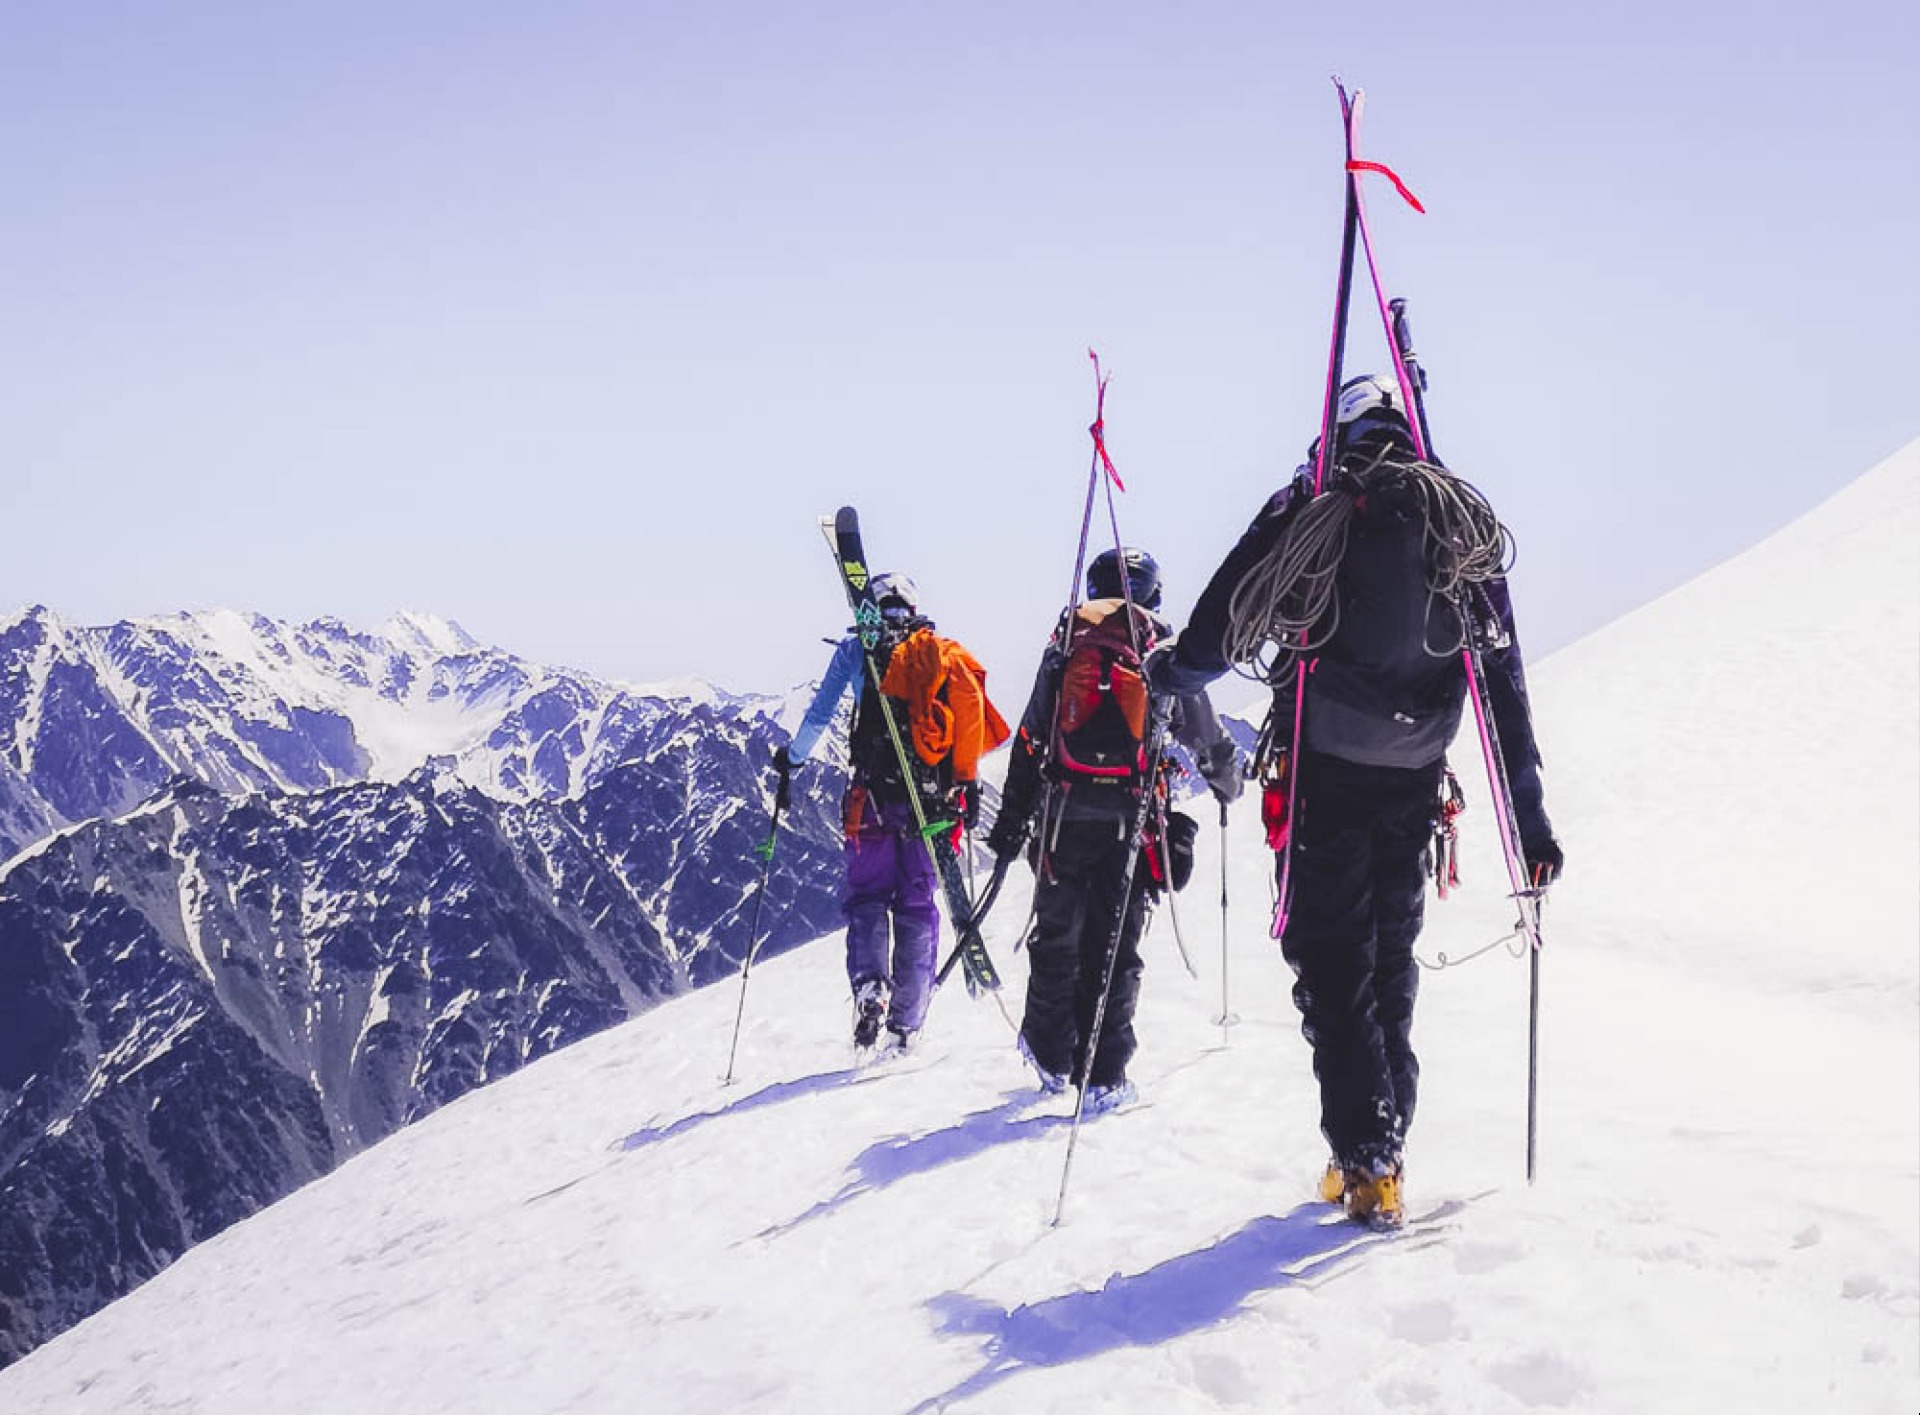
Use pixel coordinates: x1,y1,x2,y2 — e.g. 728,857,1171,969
985,813,1026,862
1523,832,1564,888
1201,738,1244,805
1162,809,1199,891
1142,640,1177,695
771,744,793,810
950,780,981,831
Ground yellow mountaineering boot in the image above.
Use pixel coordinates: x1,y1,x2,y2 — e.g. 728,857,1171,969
1342,1162,1406,1231
1318,1157,1346,1204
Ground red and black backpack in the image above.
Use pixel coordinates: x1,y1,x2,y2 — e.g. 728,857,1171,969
1049,599,1160,786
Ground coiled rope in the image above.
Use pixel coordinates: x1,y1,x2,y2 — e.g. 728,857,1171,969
1223,448,1514,685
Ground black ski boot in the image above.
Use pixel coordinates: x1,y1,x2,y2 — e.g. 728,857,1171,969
852,979,888,1049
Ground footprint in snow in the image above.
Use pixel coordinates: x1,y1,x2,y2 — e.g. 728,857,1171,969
1386,1298,1461,1344
1488,1348,1589,1408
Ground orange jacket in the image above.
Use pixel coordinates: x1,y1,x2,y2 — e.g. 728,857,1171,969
879,628,1010,781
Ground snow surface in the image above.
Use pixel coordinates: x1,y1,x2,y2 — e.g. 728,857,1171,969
3,443,1915,1414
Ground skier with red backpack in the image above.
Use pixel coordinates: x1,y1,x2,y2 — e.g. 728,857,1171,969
1147,374,1562,1227
987,547,1242,1112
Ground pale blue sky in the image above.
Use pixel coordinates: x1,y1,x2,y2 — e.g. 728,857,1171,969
5,2,1915,699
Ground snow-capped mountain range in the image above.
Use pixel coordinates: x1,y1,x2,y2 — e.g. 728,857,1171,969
1,441,1911,1414
0,610,849,1365
0,606,785,860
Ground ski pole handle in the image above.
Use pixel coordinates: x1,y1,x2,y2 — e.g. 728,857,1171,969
1388,297,1426,393
1387,295,1437,460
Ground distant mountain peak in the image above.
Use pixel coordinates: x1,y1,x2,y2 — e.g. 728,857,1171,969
379,610,481,659
0,604,67,640
0,606,787,859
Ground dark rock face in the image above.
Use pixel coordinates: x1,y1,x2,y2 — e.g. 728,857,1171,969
0,611,171,835
0,610,849,1367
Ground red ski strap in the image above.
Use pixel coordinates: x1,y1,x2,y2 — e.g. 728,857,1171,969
1347,159,1426,214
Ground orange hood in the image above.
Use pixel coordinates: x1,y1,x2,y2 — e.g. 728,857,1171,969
879,628,1010,781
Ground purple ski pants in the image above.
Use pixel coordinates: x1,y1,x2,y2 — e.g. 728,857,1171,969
842,794,940,1033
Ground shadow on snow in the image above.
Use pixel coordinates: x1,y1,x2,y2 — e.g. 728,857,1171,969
616,1063,907,1151
519,1062,927,1206
909,1202,1404,1412
756,1091,1069,1239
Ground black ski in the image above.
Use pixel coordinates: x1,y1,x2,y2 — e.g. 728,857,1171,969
823,506,1003,997
1315,77,1366,494
1275,78,1371,940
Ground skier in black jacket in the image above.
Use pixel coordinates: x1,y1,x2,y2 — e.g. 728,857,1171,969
988,547,1242,1112
1148,374,1562,1228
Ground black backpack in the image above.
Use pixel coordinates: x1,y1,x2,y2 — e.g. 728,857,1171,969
1302,468,1468,768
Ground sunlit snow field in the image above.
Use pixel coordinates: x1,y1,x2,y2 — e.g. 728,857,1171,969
3,442,1914,1414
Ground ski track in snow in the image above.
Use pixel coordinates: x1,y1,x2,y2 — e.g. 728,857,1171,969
1,443,1915,1414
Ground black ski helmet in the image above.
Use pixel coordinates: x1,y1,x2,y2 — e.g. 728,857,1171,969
1087,547,1162,609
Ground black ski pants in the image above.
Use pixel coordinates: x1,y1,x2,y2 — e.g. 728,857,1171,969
1280,750,1440,1171
1020,813,1156,1089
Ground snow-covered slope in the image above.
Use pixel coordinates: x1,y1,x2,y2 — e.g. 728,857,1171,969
1519,440,1919,1003
2,444,1914,1413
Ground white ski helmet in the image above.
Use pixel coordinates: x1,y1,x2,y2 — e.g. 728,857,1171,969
870,572,921,620
1335,373,1407,429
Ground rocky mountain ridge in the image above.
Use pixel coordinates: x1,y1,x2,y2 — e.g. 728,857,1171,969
0,609,845,1365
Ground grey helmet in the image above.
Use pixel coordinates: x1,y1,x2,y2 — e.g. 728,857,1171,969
1304,373,1414,470
869,572,921,623
1333,373,1413,451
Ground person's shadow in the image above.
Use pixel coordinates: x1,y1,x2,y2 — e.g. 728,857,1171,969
756,1091,1069,1239
909,1200,1459,1412
523,1067,886,1205
613,1065,898,1152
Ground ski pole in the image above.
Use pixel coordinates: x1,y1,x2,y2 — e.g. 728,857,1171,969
966,852,1012,936
1388,296,1436,459
1527,887,1547,1183
721,753,791,1086
935,855,1013,987
1461,627,1549,1182
1154,813,1199,981
1214,798,1239,1039
1052,701,1172,1227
